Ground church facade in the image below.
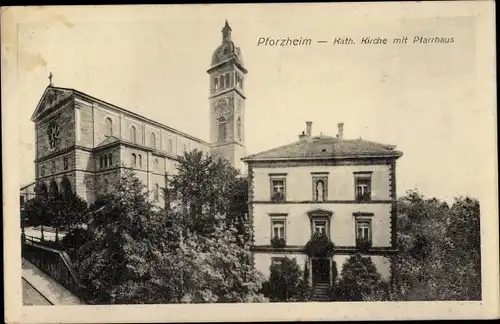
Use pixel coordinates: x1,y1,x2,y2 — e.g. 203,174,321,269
30,21,247,205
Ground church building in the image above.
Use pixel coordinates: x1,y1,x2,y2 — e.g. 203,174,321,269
242,121,403,290
30,21,247,205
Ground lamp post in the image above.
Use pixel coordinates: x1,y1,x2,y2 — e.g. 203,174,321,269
21,209,26,243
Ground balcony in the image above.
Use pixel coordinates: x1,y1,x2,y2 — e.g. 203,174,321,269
355,192,371,202
270,237,286,248
271,192,285,203
305,233,335,257
356,238,372,252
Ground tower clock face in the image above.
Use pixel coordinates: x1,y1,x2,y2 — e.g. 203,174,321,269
47,121,60,149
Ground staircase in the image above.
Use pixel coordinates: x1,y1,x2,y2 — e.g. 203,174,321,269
310,282,330,301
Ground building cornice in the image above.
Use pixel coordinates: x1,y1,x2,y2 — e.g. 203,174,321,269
208,86,246,100
250,200,394,205
251,245,398,256
243,154,402,163
241,157,401,168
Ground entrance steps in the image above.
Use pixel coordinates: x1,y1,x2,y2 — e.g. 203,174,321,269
310,282,330,301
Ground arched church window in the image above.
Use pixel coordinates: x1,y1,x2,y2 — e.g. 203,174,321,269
130,126,137,143
168,139,173,153
99,156,103,169
132,153,137,167
49,180,59,199
214,78,219,91
237,117,242,141
104,155,108,167
225,74,230,88
103,178,109,194
61,177,72,198
105,117,113,137
218,117,227,143
138,154,142,168
154,184,159,202
220,75,225,89
38,183,48,199
108,153,112,166
150,133,156,149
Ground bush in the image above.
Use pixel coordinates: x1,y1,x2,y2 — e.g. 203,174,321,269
334,253,383,301
305,233,335,257
271,237,286,248
263,257,308,302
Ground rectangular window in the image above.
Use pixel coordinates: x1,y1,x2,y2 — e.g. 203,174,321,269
354,173,372,201
271,257,285,266
269,174,287,202
355,218,372,247
313,220,328,236
271,219,286,239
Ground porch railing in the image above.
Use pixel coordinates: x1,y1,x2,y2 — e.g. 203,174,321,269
21,239,87,301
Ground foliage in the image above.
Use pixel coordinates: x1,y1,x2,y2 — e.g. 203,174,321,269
304,232,335,257
166,150,249,239
356,238,372,252
174,215,267,303
75,169,163,303
21,193,88,229
75,169,267,304
21,197,48,227
334,253,383,301
271,237,286,248
392,190,481,301
263,257,309,302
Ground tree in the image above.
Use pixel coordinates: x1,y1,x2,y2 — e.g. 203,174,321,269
21,197,48,227
263,257,308,302
166,149,248,237
75,169,164,303
392,190,481,301
174,215,267,303
335,253,383,301
21,193,88,229
74,169,266,304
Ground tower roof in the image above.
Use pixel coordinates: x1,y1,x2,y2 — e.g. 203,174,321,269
210,20,244,69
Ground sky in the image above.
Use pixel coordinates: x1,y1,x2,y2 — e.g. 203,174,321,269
13,4,496,202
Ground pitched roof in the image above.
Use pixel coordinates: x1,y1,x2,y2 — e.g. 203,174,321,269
242,135,403,161
31,86,209,145
95,136,120,148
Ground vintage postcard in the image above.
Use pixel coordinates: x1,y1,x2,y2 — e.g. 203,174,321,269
2,2,498,323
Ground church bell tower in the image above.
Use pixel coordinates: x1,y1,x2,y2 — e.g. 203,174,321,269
208,20,247,174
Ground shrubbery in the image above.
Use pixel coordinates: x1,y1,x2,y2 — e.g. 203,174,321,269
262,257,310,302
332,253,385,301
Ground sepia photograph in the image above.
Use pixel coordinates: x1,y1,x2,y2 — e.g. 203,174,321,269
2,2,498,323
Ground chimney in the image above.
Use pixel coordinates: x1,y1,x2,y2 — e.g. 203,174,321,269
298,130,307,140
306,121,312,138
337,122,344,139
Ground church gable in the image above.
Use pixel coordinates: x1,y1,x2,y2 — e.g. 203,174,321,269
31,86,74,122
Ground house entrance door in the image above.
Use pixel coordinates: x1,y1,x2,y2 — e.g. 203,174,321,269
312,258,330,285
